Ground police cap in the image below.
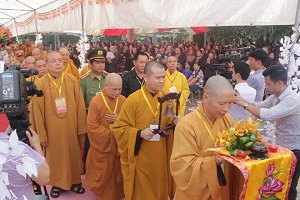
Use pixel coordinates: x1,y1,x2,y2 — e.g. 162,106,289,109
89,48,107,62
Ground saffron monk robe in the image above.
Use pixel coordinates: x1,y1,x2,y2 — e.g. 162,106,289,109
86,73,126,199
170,76,244,200
59,47,80,79
112,61,180,200
31,51,87,198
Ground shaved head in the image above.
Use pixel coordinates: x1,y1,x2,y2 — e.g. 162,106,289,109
104,73,123,99
202,76,234,122
59,47,70,64
24,56,35,69
32,47,42,59
204,76,233,98
144,61,164,76
105,73,122,86
45,51,61,62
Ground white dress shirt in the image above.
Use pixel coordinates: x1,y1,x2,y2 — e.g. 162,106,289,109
228,82,256,121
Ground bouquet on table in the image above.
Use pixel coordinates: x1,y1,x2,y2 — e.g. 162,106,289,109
216,118,263,157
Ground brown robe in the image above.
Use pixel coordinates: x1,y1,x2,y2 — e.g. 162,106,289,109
31,72,87,190
86,90,126,199
170,103,243,200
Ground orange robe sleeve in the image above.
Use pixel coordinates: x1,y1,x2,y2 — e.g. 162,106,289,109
87,94,126,152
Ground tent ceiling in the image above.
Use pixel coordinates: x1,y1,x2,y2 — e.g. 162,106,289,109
1,0,299,36
0,0,56,26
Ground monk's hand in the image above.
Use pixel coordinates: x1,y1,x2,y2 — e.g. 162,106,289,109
141,128,155,140
215,154,226,165
106,113,118,123
173,115,181,125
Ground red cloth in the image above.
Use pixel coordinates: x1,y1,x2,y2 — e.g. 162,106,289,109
0,113,9,132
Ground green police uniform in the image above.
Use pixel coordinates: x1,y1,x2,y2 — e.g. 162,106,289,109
79,70,107,109
79,48,108,110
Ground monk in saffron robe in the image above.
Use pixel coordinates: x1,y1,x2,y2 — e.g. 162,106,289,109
86,73,125,199
162,55,189,197
162,56,190,117
112,61,178,200
31,51,87,198
170,76,243,200
59,47,80,79
21,38,32,57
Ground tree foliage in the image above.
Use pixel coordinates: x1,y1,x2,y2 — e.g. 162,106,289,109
208,26,293,48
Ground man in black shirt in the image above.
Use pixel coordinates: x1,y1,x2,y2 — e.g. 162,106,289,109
121,52,149,97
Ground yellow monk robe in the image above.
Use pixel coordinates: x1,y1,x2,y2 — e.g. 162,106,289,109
162,69,190,116
64,60,80,79
170,103,243,200
21,44,32,57
41,50,47,59
86,90,126,199
31,72,87,190
80,64,91,76
112,85,173,200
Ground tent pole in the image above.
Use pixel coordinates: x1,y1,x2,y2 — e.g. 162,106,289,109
294,0,300,29
34,10,38,33
54,33,57,51
80,3,84,34
13,19,19,43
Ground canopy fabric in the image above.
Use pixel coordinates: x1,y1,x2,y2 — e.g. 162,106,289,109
2,0,299,36
0,0,56,25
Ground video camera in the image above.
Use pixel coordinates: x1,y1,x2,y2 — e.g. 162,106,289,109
0,65,42,144
218,46,251,63
215,46,252,83
214,64,234,83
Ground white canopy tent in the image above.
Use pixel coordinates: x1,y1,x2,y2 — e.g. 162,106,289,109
1,0,299,36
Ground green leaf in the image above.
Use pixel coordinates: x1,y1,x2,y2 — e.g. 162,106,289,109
243,141,254,150
260,195,280,200
230,149,238,156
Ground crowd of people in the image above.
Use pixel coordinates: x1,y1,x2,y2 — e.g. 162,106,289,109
0,38,299,200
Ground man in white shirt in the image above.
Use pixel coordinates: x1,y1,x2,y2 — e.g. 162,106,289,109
228,61,256,121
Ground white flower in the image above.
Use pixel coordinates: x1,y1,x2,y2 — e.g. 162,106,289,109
0,130,25,156
0,172,10,200
16,157,38,178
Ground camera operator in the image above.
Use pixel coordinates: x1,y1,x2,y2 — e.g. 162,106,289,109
0,128,50,199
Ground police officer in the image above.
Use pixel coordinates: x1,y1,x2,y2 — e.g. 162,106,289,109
79,48,108,109
79,48,108,171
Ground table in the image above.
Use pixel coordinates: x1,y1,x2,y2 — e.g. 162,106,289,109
217,143,296,200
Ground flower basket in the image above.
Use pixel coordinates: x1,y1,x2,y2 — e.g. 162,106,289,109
217,118,263,156
0,28,12,43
